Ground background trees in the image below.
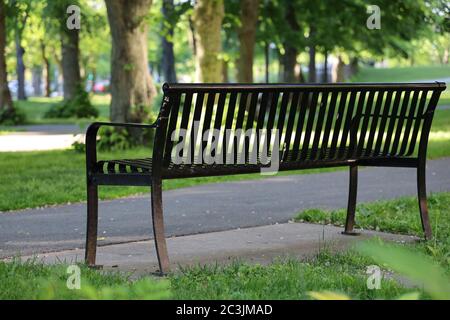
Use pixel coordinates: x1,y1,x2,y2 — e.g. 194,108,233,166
0,0,448,125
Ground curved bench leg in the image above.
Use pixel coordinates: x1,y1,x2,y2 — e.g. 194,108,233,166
417,163,432,240
342,164,359,235
151,181,170,275
85,183,98,266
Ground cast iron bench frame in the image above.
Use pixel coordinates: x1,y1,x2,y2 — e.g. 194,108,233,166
85,82,446,274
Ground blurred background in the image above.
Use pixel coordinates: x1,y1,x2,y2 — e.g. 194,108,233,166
0,0,448,127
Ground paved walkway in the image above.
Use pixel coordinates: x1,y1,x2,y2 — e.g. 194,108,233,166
21,223,417,274
1,157,450,259
0,124,84,152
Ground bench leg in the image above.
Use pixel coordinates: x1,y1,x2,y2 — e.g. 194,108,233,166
151,181,170,275
85,183,98,266
342,164,359,235
417,163,432,240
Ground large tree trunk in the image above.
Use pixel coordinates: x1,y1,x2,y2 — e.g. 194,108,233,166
41,42,51,97
308,26,316,82
105,0,156,123
192,0,224,83
61,27,81,101
282,45,298,82
308,46,316,82
15,32,27,100
160,0,177,83
281,4,300,83
322,51,328,83
32,66,42,96
237,0,259,83
0,0,13,111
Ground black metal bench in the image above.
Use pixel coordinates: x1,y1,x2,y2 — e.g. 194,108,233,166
85,82,446,274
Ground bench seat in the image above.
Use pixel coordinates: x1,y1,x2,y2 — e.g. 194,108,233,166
95,147,394,179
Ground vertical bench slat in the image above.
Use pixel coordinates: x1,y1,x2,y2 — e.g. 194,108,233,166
223,92,238,164
382,90,403,155
211,92,227,159
234,92,249,163
265,91,280,159
282,91,300,161
347,90,367,158
318,91,338,160
333,91,352,159
310,90,330,160
201,92,217,157
373,90,394,155
256,92,271,162
406,90,428,156
163,92,182,166
291,91,310,160
356,90,375,157
191,92,205,163
398,90,420,156
390,90,412,155
179,92,193,162
244,92,260,163
276,91,291,160
299,92,320,160
364,90,385,156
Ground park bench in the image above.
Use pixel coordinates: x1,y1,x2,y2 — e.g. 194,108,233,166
85,82,446,274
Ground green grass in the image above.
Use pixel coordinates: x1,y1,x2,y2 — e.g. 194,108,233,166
13,95,110,125
295,192,450,272
2,192,450,299
0,259,170,300
351,65,450,83
0,148,341,212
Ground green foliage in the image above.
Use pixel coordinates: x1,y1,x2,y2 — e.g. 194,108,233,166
0,107,26,125
0,259,170,300
171,251,409,300
44,87,98,119
357,240,450,300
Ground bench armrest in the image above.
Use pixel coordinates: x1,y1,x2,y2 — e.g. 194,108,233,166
85,121,158,176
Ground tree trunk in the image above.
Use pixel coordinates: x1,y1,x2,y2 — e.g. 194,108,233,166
308,46,316,82
335,56,346,82
15,32,26,100
0,0,13,111
61,27,81,101
41,42,51,97
192,0,224,83
308,25,316,82
222,59,229,83
32,66,42,96
264,41,269,83
281,4,300,83
237,0,259,83
105,0,156,123
160,0,177,83
322,51,328,83
282,45,298,82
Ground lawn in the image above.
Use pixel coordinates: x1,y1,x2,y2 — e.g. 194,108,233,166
2,191,449,300
351,65,450,83
13,94,110,125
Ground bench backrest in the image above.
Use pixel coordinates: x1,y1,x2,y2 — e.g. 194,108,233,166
153,83,445,169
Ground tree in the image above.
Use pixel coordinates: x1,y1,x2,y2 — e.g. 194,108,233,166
44,0,82,101
0,0,20,124
237,0,259,83
192,0,224,82
105,0,156,123
160,0,177,83
8,0,30,100
0,0,12,109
